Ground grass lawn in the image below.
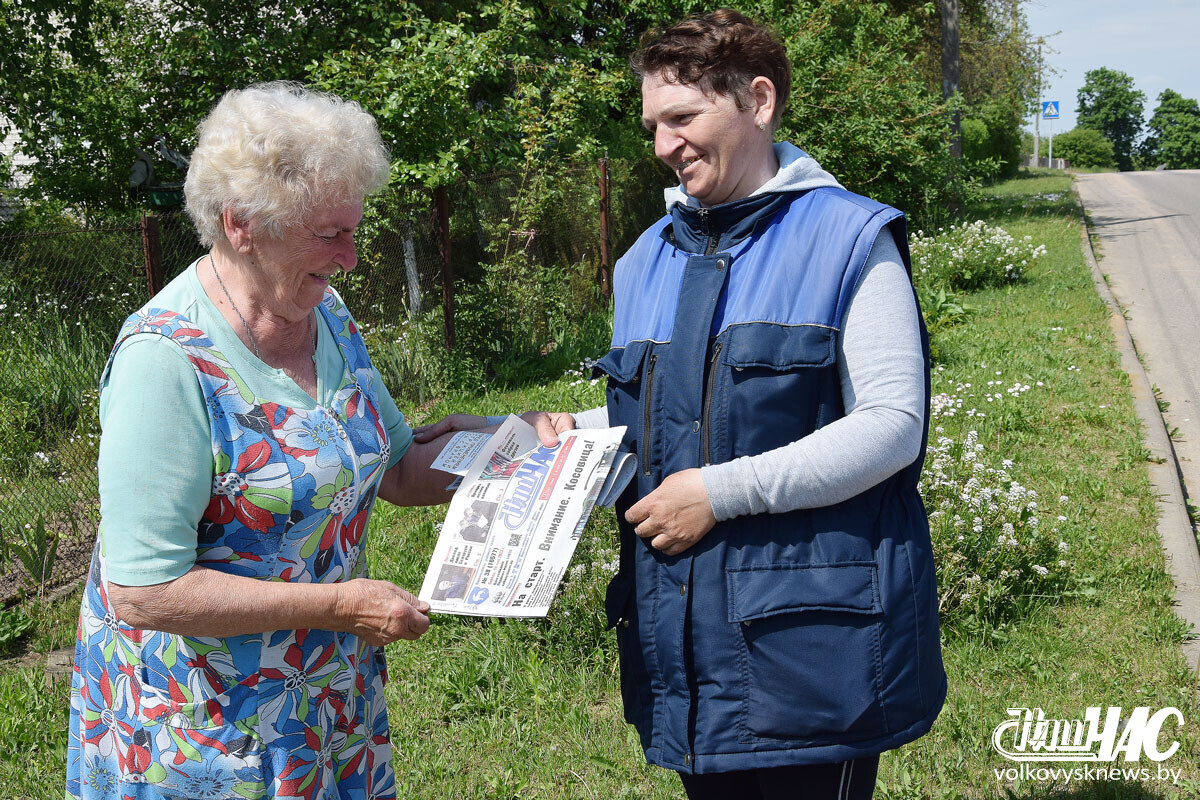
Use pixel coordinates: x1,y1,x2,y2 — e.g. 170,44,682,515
1,169,1196,798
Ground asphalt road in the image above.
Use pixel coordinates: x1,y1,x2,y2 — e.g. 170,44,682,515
1075,170,1200,512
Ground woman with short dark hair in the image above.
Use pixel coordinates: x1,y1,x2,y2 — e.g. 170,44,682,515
414,9,946,797
587,11,946,797
603,10,944,798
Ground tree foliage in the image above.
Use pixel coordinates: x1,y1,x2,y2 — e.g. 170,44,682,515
307,1,677,187
0,0,1005,225
1138,89,1200,170
0,0,397,208
1048,127,1115,170
1076,67,1144,171
764,2,955,219
884,0,1038,179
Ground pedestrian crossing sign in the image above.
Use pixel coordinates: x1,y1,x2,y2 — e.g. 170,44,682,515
1042,101,1060,119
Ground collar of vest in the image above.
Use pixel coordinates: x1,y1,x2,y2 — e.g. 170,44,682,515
662,191,798,253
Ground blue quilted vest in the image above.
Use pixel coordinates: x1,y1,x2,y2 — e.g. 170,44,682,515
595,187,945,773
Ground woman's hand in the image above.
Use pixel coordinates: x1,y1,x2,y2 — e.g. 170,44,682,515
411,411,575,448
625,469,717,556
335,579,431,645
521,411,576,446
411,414,487,443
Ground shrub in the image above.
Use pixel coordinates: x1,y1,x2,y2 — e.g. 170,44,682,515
910,220,1044,292
961,117,991,163
961,100,1023,180
923,424,1072,624
1050,127,1116,169
915,284,973,363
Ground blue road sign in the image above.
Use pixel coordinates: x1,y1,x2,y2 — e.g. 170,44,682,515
1042,101,1060,119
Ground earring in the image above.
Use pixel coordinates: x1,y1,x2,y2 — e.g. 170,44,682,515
757,121,767,131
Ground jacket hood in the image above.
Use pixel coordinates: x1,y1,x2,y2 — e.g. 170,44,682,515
663,141,843,211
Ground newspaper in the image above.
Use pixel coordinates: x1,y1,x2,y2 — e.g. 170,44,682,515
418,416,633,617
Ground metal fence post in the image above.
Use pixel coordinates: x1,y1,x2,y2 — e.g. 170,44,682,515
597,157,612,300
435,185,455,350
140,213,163,298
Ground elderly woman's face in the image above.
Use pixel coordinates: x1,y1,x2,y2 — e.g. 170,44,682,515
641,71,766,207
252,200,363,316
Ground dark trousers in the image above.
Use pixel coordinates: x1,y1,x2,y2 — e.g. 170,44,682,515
678,756,880,800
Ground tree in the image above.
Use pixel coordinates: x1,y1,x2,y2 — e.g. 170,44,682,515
940,0,961,158
884,0,1037,179
1,0,976,226
1076,67,1144,171
1138,89,1200,169
721,1,958,222
0,0,399,208
1049,127,1115,170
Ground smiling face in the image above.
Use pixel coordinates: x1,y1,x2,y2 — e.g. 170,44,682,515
641,71,777,207
249,199,363,318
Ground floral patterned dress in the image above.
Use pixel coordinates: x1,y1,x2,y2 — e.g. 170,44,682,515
68,289,397,799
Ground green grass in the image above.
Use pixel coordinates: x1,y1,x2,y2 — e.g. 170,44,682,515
878,171,1199,798
2,169,1197,798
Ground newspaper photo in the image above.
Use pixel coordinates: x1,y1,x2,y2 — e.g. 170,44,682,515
418,416,633,617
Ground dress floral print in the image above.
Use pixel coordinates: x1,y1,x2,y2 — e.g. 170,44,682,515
68,288,396,799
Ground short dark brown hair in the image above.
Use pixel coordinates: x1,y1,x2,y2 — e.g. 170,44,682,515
631,9,791,128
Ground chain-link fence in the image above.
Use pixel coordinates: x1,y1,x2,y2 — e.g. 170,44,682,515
0,157,667,598
0,224,151,596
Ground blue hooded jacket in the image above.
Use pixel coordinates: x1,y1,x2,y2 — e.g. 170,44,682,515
594,145,945,773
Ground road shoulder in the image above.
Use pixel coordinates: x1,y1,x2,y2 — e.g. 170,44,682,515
1076,184,1200,676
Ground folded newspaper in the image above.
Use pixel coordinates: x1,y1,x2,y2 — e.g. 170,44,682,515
418,416,634,617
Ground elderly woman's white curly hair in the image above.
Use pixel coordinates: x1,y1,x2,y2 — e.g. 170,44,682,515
184,82,390,247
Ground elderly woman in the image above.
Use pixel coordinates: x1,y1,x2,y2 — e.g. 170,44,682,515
425,10,945,798
66,82,556,800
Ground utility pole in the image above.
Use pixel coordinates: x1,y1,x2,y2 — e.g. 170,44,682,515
1048,117,1053,166
1034,39,1042,165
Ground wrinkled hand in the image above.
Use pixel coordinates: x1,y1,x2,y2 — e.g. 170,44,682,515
411,411,574,448
625,469,716,556
520,411,576,447
411,414,487,443
336,579,431,645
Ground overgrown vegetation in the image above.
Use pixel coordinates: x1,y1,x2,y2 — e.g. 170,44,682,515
2,0,1043,229
1047,127,1117,170
2,170,1196,797
911,218,1044,291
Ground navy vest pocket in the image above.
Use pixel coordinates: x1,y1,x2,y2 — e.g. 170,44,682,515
720,322,837,369
596,342,657,477
726,564,886,742
717,323,843,463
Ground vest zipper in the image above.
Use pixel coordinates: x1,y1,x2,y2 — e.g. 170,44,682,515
698,208,719,255
641,354,658,476
702,342,722,465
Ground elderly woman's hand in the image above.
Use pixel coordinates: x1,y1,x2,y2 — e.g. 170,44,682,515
625,469,717,556
335,579,432,645
411,414,488,443
411,411,575,448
